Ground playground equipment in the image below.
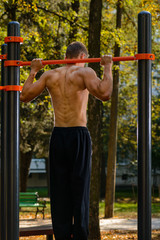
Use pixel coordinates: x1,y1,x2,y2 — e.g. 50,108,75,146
0,11,154,240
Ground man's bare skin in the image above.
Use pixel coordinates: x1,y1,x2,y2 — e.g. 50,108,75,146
20,53,113,127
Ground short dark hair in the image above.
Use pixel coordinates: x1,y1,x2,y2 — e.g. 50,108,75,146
66,42,88,59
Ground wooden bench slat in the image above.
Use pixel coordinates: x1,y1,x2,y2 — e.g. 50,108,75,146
19,220,53,239
19,226,53,237
20,192,38,195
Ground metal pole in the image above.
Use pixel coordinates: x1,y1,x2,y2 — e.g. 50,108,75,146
138,11,152,240
6,21,20,240
0,44,8,240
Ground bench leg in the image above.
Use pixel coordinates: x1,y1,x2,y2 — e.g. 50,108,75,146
46,234,53,240
36,207,39,219
42,207,45,219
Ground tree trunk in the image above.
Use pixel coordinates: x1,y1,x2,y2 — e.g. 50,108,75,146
104,0,122,218
68,0,80,42
5,1,17,21
100,152,106,199
88,0,102,239
20,151,32,192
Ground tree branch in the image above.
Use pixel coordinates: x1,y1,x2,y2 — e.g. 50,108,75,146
0,12,7,20
36,5,88,31
123,7,137,29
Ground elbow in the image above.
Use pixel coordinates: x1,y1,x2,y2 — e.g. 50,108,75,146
101,94,111,101
103,86,113,101
101,91,112,101
98,83,113,101
20,93,30,103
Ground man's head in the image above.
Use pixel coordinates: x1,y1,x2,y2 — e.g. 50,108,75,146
66,42,88,59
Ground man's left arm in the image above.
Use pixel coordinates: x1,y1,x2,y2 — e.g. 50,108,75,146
20,59,47,103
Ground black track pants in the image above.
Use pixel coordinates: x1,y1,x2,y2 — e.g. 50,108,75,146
49,127,92,240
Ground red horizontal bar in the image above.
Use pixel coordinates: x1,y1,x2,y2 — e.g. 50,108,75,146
4,54,155,67
135,53,155,60
21,58,101,66
0,54,7,60
5,36,23,43
0,85,23,91
4,60,21,66
23,56,139,66
14,56,136,67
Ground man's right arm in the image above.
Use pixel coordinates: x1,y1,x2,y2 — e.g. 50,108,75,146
83,55,113,101
20,59,47,103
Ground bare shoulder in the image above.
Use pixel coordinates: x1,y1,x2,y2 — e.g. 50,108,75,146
76,67,97,84
44,67,63,77
78,67,97,78
43,67,64,82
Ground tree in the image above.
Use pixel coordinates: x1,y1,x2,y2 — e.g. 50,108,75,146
0,0,86,191
87,0,102,239
68,0,80,43
0,0,160,212
20,94,53,191
105,0,122,218
152,93,160,170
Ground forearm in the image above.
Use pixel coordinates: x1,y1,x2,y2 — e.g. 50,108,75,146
20,58,46,102
98,64,113,99
20,70,37,102
23,70,37,90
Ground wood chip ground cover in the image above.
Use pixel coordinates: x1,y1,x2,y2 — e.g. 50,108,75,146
19,230,160,240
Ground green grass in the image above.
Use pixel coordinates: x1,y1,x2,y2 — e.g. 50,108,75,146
152,203,160,217
99,200,138,218
100,187,160,218
99,200,160,218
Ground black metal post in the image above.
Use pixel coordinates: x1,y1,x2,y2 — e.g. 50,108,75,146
5,21,20,240
0,44,8,240
138,11,152,240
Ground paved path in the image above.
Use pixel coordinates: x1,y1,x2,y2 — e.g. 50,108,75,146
100,218,160,231
20,218,160,231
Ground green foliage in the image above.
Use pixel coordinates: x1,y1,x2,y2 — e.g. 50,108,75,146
152,93,160,169
100,0,160,170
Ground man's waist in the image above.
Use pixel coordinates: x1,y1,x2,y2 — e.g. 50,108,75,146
53,126,88,132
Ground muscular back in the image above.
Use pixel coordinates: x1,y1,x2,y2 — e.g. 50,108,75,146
46,66,89,127
20,56,113,126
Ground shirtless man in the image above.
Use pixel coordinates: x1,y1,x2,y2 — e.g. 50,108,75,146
20,42,113,240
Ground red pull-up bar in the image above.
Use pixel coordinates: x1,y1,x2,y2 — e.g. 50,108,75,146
4,54,155,67
0,85,23,91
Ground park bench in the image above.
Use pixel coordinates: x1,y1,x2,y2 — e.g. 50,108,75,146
19,224,53,240
19,192,46,219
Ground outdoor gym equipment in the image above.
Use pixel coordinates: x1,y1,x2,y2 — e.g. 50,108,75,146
0,11,154,240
